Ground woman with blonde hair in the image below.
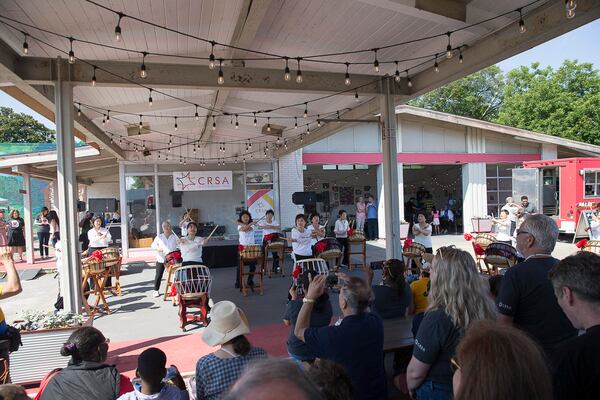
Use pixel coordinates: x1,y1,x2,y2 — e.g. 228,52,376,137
452,320,552,400
403,247,496,400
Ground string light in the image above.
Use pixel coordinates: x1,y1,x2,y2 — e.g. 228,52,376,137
284,140,288,150
294,117,298,129
458,48,463,64
106,110,110,122
317,115,321,128
174,117,178,130
284,57,291,81
140,52,147,78
68,37,75,64
406,70,412,88
91,66,97,86
22,32,28,54
195,105,199,121
394,61,401,82
114,12,123,41
303,103,308,119
565,0,576,19
253,113,257,126
355,91,359,102
77,103,82,117
217,59,224,85
446,32,453,59
518,8,526,33
306,126,310,135
235,114,239,129
212,116,216,130
148,89,153,107
296,58,303,84
373,49,380,73
102,114,106,125
138,114,143,134
344,63,351,86
208,41,216,69
434,54,439,73
267,117,271,132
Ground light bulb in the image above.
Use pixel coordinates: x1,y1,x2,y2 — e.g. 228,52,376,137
68,38,75,64
91,67,97,86
294,118,298,129
212,118,216,130
355,92,359,102
284,58,291,81
566,0,577,11
174,117,178,130
195,107,199,121
344,63,351,86
253,113,257,126
459,51,464,64
434,60,439,73
519,19,526,33
566,7,575,19
235,115,239,129
77,104,81,117
218,60,224,85
446,32,453,59
209,42,216,69
395,62,401,82
296,58,303,83
22,34,28,54
406,71,413,88
374,59,379,73
267,118,271,131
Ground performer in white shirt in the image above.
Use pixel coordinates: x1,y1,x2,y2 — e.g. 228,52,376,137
412,212,433,253
291,214,313,262
492,210,513,244
151,221,179,297
334,210,350,267
179,211,192,237
306,213,326,254
178,222,206,265
237,211,256,289
87,217,112,252
257,209,281,273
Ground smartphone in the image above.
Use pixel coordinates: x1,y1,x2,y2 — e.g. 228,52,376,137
164,366,178,382
370,260,385,270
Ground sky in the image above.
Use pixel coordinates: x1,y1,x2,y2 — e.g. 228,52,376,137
0,19,598,130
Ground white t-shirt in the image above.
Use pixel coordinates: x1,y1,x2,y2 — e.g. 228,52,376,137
590,219,600,240
179,236,204,263
292,227,313,256
260,218,280,235
88,227,111,248
307,224,325,246
117,384,188,400
238,225,255,245
501,204,520,222
495,220,512,241
151,233,179,263
335,219,349,238
413,223,432,248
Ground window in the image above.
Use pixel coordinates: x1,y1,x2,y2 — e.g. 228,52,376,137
486,164,519,216
584,171,600,197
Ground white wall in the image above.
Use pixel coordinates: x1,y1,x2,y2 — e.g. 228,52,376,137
304,124,380,153
400,119,466,153
278,151,305,229
87,173,119,202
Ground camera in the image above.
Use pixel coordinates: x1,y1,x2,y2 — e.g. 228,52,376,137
370,260,385,270
326,273,338,286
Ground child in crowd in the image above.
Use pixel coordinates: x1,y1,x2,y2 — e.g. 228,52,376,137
237,211,256,289
291,214,313,262
118,347,188,400
307,213,325,255
334,210,349,268
409,254,432,337
431,207,440,235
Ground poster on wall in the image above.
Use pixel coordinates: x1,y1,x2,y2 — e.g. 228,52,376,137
340,187,354,205
172,171,232,191
247,189,275,220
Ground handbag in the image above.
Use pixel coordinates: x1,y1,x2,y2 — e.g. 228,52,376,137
0,326,22,353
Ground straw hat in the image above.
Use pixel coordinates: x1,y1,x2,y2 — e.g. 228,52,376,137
202,301,250,346
422,253,435,263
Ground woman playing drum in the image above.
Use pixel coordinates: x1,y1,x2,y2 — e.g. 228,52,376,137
257,209,281,273
178,222,206,266
412,212,433,254
86,216,114,287
151,221,179,297
307,213,325,256
237,211,256,289
492,210,512,245
291,214,313,262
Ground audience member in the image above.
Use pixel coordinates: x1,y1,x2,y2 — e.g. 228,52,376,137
295,274,387,400
196,301,267,399
34,207,51,259
0,252,22,384
0,384,30,400
284,270,332,363
452,320,552,400
39,327,133,400
501,197,521,235
412,213,433,253
496,214,577,356
488,275,503,300
409,257,431,337
305,359,352,400
520,195,536,214
223,359,323,400
366,259,411,319
7,210,25,262
405,248,496,400
549,252,600,400
118,347,188,400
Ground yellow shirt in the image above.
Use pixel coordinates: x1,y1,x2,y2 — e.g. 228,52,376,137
410,277,430,314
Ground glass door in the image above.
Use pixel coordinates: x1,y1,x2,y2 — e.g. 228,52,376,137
125,175,157,248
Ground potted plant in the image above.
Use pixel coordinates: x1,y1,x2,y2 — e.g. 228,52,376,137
9,310,92,385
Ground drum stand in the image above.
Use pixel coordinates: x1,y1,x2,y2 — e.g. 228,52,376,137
81,268,111,316
164,263,181,302
348,239,367,270
320,252,341,271
264,242,285,278
239,256,264,296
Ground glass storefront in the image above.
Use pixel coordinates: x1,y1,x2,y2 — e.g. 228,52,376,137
125,175,157,248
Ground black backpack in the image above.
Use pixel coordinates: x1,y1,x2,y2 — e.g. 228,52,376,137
2,325,22,353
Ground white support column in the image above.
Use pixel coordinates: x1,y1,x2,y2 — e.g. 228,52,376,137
22,173,34,264
380,77,402,259
55,57,82,313
118,162,129,258
154,164,161,235
463,127,488,232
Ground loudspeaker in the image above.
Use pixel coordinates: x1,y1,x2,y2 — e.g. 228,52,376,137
172,193,182,208
77,201,87,212
292,191,317,205
316,191,330,204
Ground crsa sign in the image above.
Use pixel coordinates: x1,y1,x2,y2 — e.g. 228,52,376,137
173,171,233,191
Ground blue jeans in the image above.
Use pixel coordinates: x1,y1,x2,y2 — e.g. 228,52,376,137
415,380,453,400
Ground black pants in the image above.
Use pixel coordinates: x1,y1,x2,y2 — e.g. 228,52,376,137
38,231,50,257
154,262,165,291
366,219,378,240
81,236,90,252
509,220,517,236
337,238,349,266
236,260,256,287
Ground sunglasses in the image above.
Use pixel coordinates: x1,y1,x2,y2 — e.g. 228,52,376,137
450,357,461,373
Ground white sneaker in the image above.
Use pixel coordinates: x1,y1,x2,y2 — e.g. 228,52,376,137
153,290,160,298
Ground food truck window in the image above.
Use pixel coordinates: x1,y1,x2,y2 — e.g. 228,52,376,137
584,171,600,197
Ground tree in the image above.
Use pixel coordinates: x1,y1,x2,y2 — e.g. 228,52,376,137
0,107,55,143
496,60,600,145
408,66,505,121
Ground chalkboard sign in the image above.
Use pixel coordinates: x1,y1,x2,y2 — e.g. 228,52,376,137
573,210,594,242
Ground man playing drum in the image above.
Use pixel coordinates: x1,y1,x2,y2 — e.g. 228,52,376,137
151,222,179,298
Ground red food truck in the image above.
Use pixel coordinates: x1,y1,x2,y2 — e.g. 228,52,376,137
512,158,600,234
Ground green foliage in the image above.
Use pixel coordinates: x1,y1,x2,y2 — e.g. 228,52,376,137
408,66,505,121
0,107,55,143
496,60,600,145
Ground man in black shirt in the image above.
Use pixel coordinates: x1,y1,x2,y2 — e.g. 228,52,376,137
496,214,577,356
549,252,600,400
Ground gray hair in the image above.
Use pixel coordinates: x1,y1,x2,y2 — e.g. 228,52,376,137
550,252,600,304
505,197,513,203
340,276,374,314
161,221,171,228
521,214,558,254
224,359,324,400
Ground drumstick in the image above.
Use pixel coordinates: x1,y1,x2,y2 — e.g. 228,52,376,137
204,225,219,242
